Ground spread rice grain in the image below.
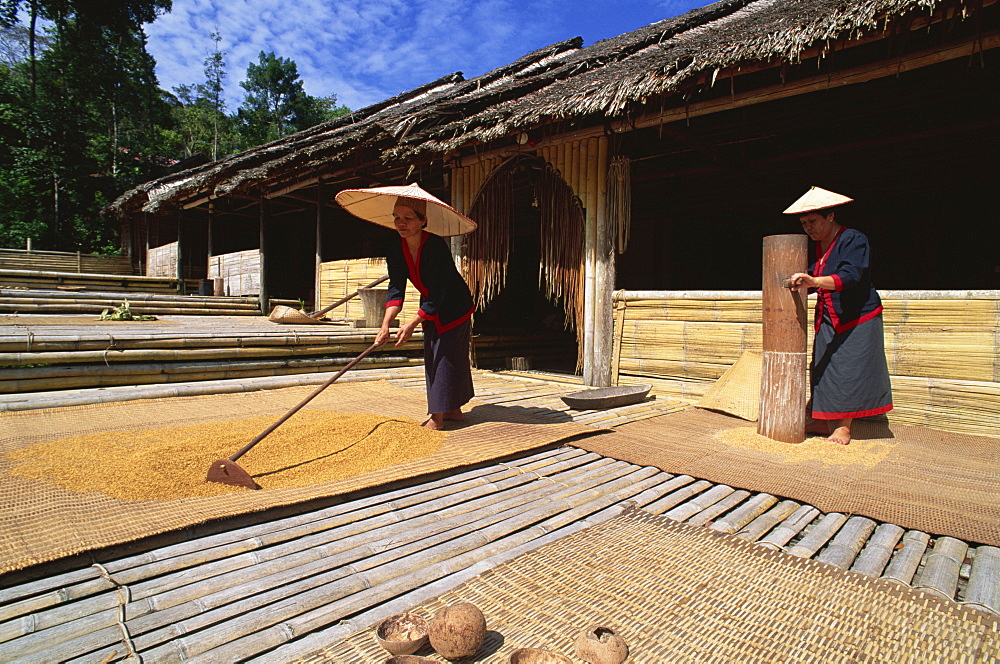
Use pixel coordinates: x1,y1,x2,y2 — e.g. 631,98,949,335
714,426,894,467
6,411,445,501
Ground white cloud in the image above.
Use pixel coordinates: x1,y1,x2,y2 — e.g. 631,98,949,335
144,0,707,112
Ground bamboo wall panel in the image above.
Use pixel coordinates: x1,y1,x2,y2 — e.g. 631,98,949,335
208,249,261,297
317,258,419,321
0,249,133,275
614,292,1000,437
145,242,178,278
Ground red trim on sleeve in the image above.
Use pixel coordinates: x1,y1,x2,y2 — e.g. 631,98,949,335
830,273,843,291
385,299,403,309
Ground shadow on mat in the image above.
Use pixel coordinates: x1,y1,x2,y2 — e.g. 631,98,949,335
450,402,575,427
851,416,896,441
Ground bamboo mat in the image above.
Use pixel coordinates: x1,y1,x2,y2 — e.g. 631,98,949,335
0,381,599,573
575,408,1000,546
316,509,1000,663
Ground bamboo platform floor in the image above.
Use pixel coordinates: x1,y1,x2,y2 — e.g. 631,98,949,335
1,369,998,662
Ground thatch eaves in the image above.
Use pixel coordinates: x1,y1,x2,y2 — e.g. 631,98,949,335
389,0,974,157
107,0,983,218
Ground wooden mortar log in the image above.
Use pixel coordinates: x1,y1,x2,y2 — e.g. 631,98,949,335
758,234,808,443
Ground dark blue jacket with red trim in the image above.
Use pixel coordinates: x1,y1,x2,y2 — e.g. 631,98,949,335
809,227,883,334
385,232,474,334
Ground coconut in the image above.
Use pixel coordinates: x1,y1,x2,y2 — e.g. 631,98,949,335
385,657,438,664
573,625,629,664
508,647,574,663
428,602,487,660
375,612,430,655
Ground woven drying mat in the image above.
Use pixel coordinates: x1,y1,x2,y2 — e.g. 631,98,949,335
575,408,1000,546
315,509,1000,663
696,349,761,421
0,380,599,573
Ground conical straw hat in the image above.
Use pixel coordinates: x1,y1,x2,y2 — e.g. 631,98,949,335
335,183,477,237
783,186,853,214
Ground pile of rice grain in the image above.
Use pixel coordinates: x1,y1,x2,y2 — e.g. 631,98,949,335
714,427,894,468
5,411,445,501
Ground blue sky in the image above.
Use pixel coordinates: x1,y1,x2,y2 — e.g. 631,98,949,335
144,0,710,112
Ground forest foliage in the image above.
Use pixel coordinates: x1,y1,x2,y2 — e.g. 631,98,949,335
0,1,349,253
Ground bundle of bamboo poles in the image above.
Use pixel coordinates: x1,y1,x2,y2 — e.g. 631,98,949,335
0,288,259,315
0,270,193,294
613,291,1000,437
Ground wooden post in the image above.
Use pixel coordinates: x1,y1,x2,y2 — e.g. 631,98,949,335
315,180,324,310
592,136,613,387
758,234,808,443
175,212,184,294
259,199,270,315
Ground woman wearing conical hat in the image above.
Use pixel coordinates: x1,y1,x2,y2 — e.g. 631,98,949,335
336,184,477,430
787,186,893,445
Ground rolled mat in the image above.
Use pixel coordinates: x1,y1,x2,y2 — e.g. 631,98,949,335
316,508,1000,662
575,408,1000,546
0,381,601,574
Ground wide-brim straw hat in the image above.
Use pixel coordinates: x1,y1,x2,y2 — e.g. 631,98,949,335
334,183,477,237
783,186,854,214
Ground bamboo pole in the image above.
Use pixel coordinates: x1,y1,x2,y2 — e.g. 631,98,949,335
734,499,800,541
758,234,808,443
964,546,1000,614
913,536,967,600
662,484,734,522
786,512,848,558
850,523,905,576
708,493,778,534
685,489,751,527
815,515,877,569
642,478,710,514
882,530,932,584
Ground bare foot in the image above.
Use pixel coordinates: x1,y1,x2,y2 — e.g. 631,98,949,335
826,425,851,445
443,408,464,421
422,415,445,430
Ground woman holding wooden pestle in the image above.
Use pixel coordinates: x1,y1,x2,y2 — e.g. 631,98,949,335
786,186,893,445
335,183,477,430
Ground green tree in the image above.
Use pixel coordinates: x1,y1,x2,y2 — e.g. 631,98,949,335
0,0,172,252
166,32,237,160
236,50,347,149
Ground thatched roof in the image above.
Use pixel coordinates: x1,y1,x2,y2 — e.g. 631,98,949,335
107,0,979,218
